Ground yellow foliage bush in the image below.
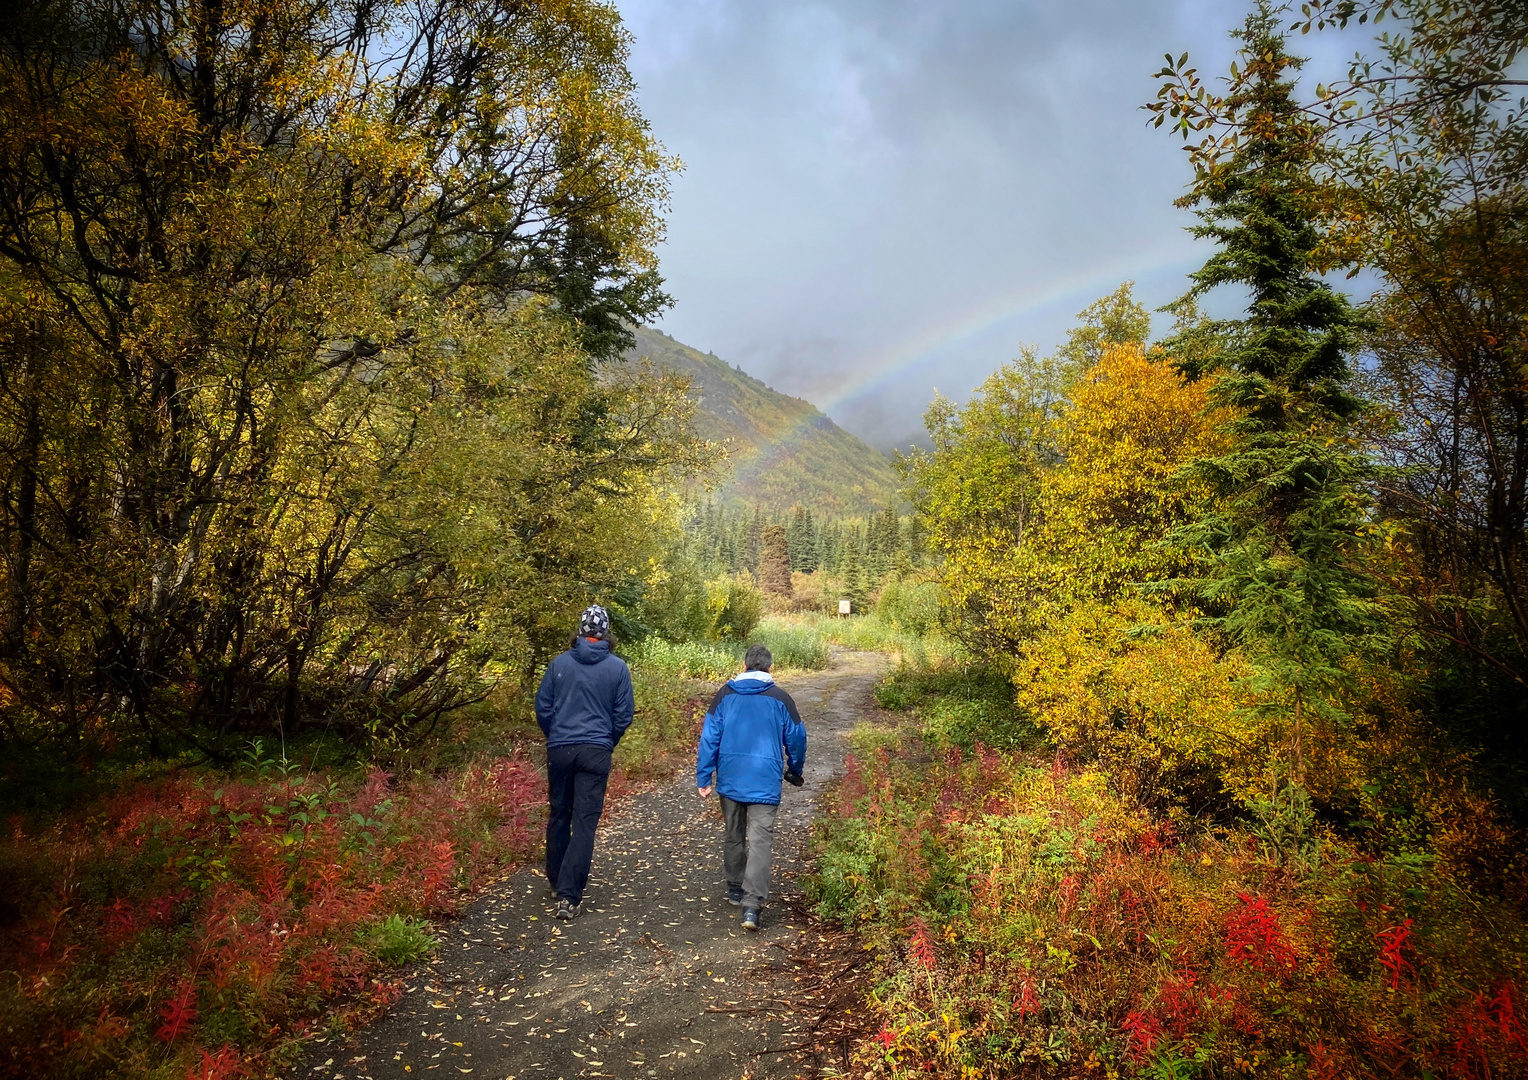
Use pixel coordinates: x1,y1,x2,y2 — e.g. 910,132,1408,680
1012,598,1264,809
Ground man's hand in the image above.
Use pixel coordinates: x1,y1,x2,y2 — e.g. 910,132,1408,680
697,785,713,798
785,772,804,787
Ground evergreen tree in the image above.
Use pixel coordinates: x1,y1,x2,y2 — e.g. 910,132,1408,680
839,540,867,612
788,506,817,572
720,528,739,575
874,506,903,577
806,509,822,573
744,506,764,574
1164,5,1381,785
759,524,793,596
903,513,928,568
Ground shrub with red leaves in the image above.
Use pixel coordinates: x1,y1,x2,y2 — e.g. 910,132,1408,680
157,983,198,1043
186,1044,244,1080
1121,1008,1164,1062
1446,980,1528,1079
1223,893,1298,974
1014,979,1040,1019
1376,917,1415,989
907,918,937,970
0,747,554,1079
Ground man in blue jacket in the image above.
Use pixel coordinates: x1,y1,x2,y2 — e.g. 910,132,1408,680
695,643,806,931
536,605,634,920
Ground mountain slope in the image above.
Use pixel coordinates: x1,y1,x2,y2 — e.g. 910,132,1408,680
625,326,900,516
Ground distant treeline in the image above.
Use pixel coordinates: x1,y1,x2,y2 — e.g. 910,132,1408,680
684,501,925,596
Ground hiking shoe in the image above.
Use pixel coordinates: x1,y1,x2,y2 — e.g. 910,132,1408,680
555,898,580,921
727,887,743,906
742,908,760,931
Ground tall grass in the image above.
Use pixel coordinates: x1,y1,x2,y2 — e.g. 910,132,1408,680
622,637,741,681
760,612,963,666
623,624,832,675
752,618,831,670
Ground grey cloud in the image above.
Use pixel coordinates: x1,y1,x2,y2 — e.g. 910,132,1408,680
614,0,1304,450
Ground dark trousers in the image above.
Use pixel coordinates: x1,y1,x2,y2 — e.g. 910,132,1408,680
720,795,779,910
545,743,612,905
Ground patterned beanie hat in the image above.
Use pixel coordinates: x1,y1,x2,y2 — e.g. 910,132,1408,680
579,604,610,638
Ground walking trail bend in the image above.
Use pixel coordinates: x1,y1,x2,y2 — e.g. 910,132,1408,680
293,649,889,1080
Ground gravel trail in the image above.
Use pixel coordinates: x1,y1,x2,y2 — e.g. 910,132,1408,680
292,649,888,1080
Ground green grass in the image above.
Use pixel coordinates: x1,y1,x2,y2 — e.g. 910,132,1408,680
361,914,436,965
624,625,832,676
752,618,831,670
757,611,964,666
874,662,1042,752
623,637,742,681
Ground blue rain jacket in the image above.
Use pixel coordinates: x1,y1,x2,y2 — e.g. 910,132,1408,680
535,638,634,750
695,673,807,805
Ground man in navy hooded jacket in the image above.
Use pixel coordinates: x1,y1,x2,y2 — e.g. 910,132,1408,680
695,643,806,930
536,605,634,919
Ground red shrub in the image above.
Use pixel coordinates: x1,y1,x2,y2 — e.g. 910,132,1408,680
419,839,457,909
1376,918,1415,989
1135,822,1178,857
908,918,937,970
1158,963,1201,1038
1308,1040,1342,1080
186,1044,244,1080
1224,893,1298,974
156,983,198,1043
1121,1008,1163,1062
351,768,393,815
1015,979,1040,1019
1491,981,1528,1057
1446,980,1528,1079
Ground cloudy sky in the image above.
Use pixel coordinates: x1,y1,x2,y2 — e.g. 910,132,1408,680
612,0,1352,450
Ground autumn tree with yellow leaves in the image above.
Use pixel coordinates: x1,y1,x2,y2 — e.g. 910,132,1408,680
0,0,710,752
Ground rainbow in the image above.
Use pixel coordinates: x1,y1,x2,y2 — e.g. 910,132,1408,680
709,240,1207,492
819,240,1204,418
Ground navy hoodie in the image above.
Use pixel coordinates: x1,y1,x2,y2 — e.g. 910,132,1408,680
535,638,634,750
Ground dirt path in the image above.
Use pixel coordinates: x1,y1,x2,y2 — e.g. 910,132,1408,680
292,649,887,1080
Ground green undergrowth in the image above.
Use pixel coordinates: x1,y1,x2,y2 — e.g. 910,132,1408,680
623,637,743,681
762,612,965,667
808,663,1528,1079
873,663,1040,752
622,611,959,685
621,615,834,677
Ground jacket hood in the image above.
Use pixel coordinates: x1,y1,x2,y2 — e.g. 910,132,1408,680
726,672,774,695
572,638,612,665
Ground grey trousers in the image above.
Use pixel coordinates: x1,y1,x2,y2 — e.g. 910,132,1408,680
720,796,779,910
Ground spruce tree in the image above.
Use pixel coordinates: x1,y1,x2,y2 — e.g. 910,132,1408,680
759,525,793,596
1164,5,1381,786
788,506,814,572
839,540,867,612
744,507,764,574
801,509,820,573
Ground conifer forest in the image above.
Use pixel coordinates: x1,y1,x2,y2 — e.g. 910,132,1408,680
0,1,1525,1078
